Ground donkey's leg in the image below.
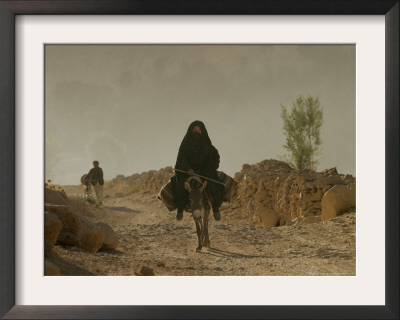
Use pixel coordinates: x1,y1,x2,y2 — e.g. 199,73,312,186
202,209,211,248
195,220,203,253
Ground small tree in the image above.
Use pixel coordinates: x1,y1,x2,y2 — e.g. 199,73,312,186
281,94,323,170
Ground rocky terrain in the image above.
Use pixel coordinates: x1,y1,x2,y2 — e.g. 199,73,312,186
231,160,355,226
48,159,356,276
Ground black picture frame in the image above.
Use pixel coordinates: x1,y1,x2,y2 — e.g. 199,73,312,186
0,1,398,319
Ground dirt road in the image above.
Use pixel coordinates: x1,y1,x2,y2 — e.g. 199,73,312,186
50,192,356,276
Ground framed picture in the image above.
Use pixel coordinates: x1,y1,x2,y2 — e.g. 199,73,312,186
0,1,398,319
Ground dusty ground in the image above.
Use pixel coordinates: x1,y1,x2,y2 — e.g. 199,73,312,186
49,188,356,276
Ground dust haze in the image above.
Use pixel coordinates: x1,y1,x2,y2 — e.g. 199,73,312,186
45,44,355,185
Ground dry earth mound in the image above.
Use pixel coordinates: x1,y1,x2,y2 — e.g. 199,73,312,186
226,159,356,227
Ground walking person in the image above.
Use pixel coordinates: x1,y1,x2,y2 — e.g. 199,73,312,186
85,160,104,205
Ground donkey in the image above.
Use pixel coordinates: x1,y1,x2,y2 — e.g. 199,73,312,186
80,174,91,195
184,176,212,253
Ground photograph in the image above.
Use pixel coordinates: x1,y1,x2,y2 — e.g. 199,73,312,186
44,44,357,277
1,0,398,316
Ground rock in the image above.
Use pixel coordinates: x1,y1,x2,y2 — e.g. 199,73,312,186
95,222,120,250
286,215,321,226
230,159,356,227
323,167,338,176
44,212,63,253
321,175,346,185
247,198,255,211
321,182,356,221
45,189,81,246
45,188,69,206
51,209,81,247
136,266,155,276
45,260,61,276
79,217,105,252
303,215,322,224
311,188,323,201
45,204,72,215
57,232,80,247
104,166,174,198
260,207,279,228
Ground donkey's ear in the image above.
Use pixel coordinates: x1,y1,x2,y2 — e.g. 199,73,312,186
200,180,207,192
184,180,191,192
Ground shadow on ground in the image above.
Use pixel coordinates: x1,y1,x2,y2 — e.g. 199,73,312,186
46,253,96,276
104,206,141,213
204,247,266,259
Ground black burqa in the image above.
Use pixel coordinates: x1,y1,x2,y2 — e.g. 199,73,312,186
172,120,224,211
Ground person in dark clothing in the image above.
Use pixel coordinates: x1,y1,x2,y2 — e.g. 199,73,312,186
85,160,104,205
172,120,224,221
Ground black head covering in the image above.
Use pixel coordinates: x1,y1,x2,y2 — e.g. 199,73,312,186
182,120,212,146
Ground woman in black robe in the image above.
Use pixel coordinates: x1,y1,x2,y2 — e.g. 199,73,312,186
172,120,224,221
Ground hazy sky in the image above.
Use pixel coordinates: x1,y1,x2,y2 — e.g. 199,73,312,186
45,44,355,185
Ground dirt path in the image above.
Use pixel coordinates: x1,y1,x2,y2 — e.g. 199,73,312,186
50,193,356,276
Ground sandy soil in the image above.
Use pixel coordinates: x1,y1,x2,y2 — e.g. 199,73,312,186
48,189,356,276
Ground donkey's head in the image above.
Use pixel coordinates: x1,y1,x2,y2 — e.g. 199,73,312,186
184,176,207,220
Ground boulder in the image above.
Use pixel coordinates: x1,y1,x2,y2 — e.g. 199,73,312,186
321,182,356,221
79,217,105,252
136,266,155,276
45,188,69,206
44,212,63,253
44,190,81,246
260,207,279,228
57,232,80,247
45,260,61,276
45,204,73,215
95,222,120,250
49,208,81,247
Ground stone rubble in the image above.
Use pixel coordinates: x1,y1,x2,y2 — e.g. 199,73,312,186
229,159,356,227
100,160,356,227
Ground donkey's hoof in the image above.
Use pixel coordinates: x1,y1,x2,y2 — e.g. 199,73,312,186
196,247,202,253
